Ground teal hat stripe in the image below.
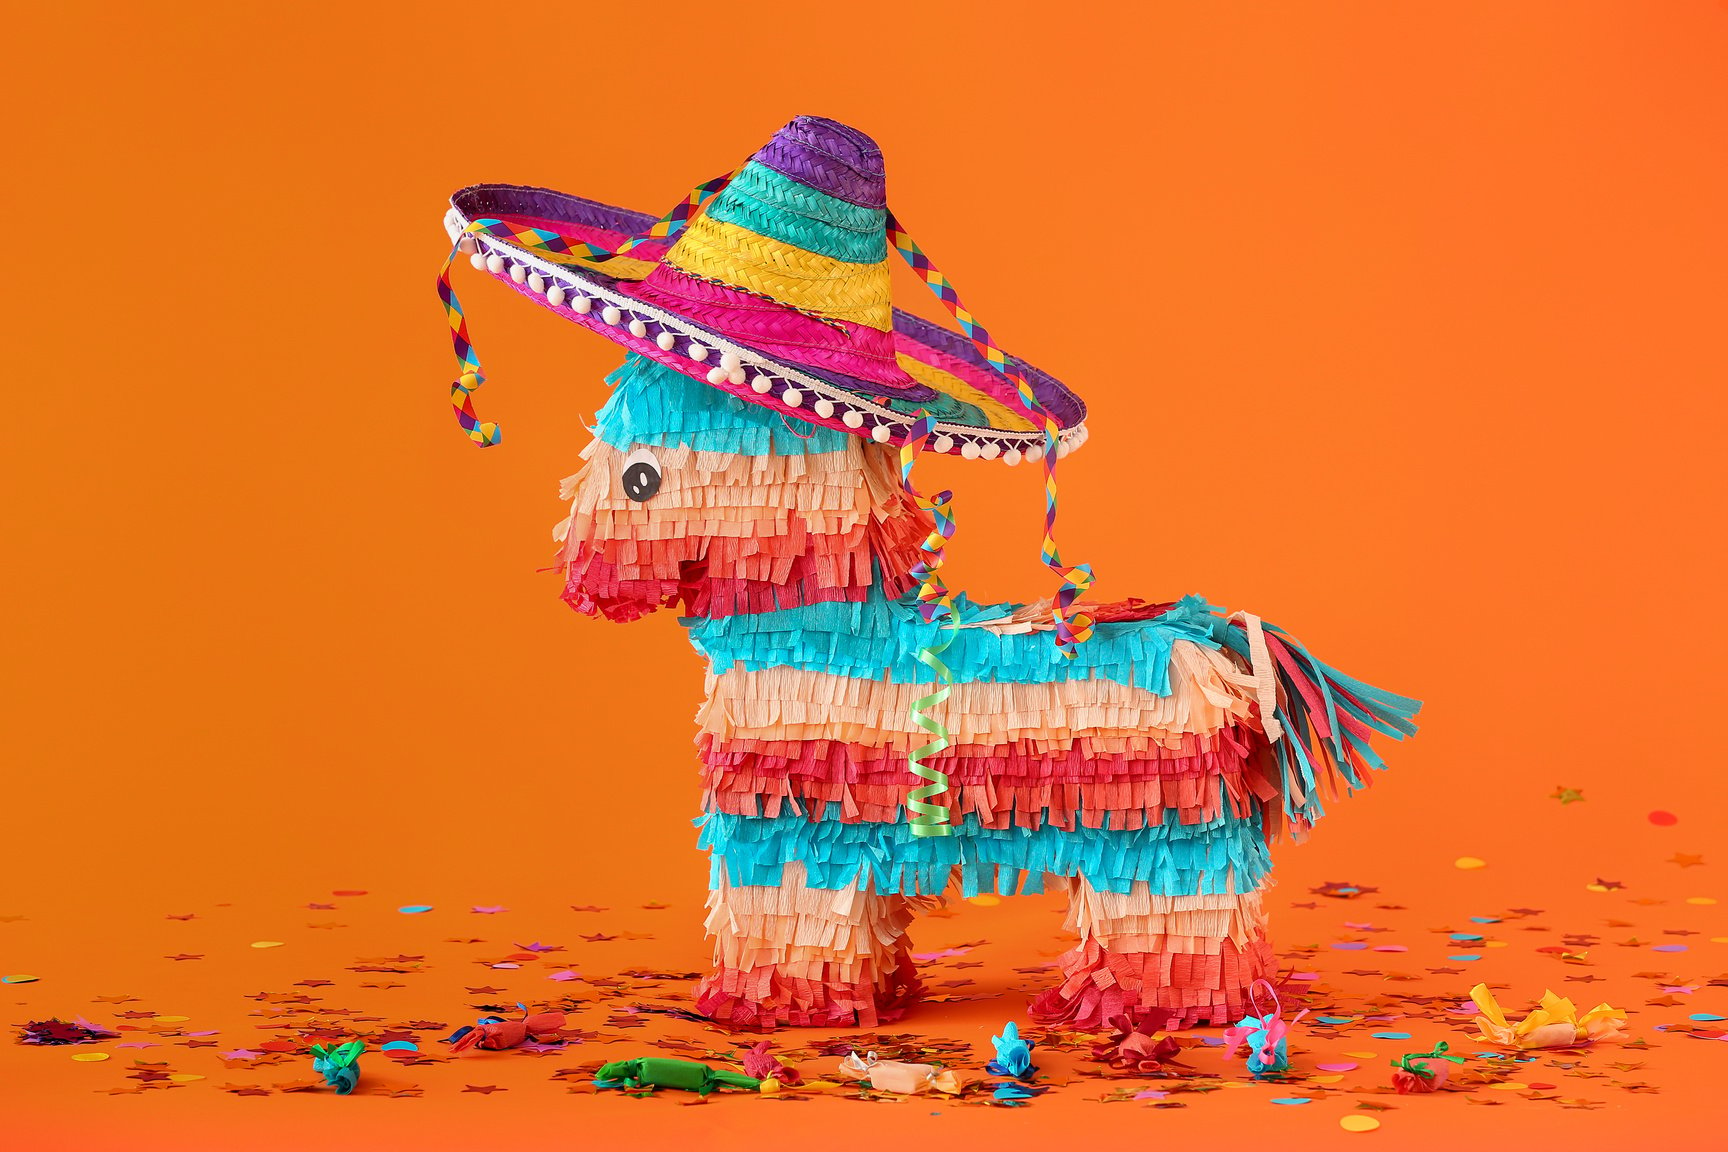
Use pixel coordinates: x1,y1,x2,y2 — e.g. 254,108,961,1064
706,163,889,264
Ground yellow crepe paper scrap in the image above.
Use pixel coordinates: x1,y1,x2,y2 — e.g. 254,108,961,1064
1469,983,1626,1049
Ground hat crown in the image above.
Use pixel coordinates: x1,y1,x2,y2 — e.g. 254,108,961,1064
750,116,886,209
647,116,896,343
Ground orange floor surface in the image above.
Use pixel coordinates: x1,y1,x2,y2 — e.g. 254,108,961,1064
6,837,1723,1150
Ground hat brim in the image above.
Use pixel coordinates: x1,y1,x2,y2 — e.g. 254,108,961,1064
447,183,1088,462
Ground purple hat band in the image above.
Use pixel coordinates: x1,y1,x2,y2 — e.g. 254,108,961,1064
751,116,887,210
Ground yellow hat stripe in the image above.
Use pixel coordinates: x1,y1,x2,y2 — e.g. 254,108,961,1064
665,215,893,332
896,354,1038,432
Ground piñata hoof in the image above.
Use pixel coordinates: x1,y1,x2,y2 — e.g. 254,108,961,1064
439,116,1419,1034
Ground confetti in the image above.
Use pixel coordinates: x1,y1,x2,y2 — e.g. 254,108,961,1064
1455,857,1487,870
1340,1115,1381,1133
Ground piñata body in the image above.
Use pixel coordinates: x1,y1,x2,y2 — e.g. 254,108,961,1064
554,354,1419,1032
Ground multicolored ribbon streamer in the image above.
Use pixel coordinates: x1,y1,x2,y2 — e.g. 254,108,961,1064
898,413,959,837
886,213,1095,655
435,172,737,447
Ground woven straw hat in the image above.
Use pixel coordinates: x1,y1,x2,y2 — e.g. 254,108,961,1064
439,116,1088,461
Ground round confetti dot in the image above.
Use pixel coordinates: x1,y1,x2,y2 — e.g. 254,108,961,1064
1344,1051,1378,1060
1489,1082,1527,1091
1648,811,1678,826
332,889,369,896
151,1015,189,1024
1455,857,1487,870
2,974,39,984
1446,955,1482,962
1372,945,1408,953
966,895,1001,907
1317,1062,1359,1072
1685,897,1716,905
1485,940,1510,949
70,1052,110,1062
1340,1115,1381,1133
250,941,284,949
1653,944,1688,953
1689,1013,1726,1023
1270,1097,1313,1105
1371,1032,1412,1040
1711,936,1728,945
1309,1074,1345,1084
168,1073,204,1083
398,905,434,915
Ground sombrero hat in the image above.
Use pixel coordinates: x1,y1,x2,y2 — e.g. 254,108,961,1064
436,115,1088,463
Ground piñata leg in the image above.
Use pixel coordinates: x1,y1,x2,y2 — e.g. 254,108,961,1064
695,861,929,1030
1029,879,1276,1029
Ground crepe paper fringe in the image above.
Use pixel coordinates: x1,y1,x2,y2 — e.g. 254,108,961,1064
1211,616,1422,826
698,808,1273,898
697,659,1256,750
595,353,853,456
1028,936,1279,1031
696,954,923,1030
687,592,1221,693
1058,880,1269,952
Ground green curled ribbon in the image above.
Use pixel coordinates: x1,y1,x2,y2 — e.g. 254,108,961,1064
1391,1041,1465,1078
899,413,958,839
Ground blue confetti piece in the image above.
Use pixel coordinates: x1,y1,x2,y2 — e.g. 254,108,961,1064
1468,916,1502,924
1317,1016,1356,1025
398,905,434,914
380,1040,418,1052
1689,1013,1726,1022
1270,1097,1314,1105
1449,933,1484,943
1447,954,1482,961
1371,1032,1413,1040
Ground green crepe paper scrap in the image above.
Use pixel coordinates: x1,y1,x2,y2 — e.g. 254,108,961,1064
1391,1041,1465,1079
594,1057,761,1096
310,1040,365,1095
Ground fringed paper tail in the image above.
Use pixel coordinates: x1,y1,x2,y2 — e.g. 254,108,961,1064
1212,610,1421,830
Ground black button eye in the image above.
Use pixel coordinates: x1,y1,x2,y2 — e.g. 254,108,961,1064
621,448,662,502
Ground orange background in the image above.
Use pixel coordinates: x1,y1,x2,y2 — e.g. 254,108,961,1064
4,2,1725,1148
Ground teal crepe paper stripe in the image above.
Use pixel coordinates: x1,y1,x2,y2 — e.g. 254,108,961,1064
696,807,1273,897
595,354,852,455
686,591,1223,692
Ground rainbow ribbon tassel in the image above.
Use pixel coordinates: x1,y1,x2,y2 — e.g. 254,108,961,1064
886,214,1095,655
